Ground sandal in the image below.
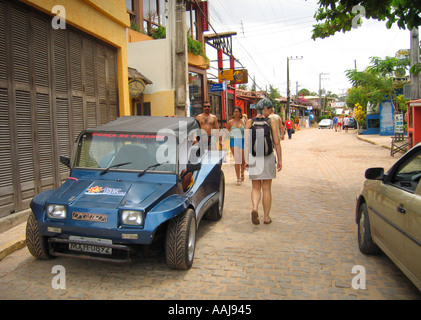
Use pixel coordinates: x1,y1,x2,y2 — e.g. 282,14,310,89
264,217,272,225
251,210,260,225
236,179,242,186
241,173,245,182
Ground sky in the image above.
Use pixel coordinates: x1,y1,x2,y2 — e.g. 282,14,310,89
204,0,412,98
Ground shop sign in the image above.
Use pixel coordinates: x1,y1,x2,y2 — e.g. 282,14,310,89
394,113,404,133
200,1,209,32
231,69,248,84
210,82,226,92
218,69,233,82
129,78,145,97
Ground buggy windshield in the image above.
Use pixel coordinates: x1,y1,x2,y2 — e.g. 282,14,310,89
74,132,177,173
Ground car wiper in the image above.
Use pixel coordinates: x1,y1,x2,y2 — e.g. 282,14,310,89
100,162,132,175
138,162,168,177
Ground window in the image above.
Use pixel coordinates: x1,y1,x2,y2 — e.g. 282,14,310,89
75,132,176,172
135,102,151,116
126,0,134,12
390,149,421,193
186,1,198,40
189,71,203,117
143,0,166,36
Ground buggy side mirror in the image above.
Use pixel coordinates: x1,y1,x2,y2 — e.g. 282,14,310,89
60,156,71,169
186,162,201,173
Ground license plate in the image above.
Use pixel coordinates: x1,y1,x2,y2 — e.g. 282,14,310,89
68,236,112,255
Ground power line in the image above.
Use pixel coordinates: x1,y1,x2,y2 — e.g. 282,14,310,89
202,0,266,90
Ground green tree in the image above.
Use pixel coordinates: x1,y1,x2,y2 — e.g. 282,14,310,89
345,56,410,112
312,0,421,40
268,84,282,113
298,88,309,96
268,85,281,99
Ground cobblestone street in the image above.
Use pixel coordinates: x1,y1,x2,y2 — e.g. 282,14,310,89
0,128,420,300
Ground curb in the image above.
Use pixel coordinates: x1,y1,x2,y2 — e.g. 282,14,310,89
0,209,30,233
0,210,30,261
0,222,27,261
0,235,26,261
356,134,391,150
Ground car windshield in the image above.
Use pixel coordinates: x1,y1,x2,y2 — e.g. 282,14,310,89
74,132,177,173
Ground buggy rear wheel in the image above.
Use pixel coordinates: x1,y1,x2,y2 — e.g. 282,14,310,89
204,171,225,221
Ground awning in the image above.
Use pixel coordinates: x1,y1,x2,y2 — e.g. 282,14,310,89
128,67,153,84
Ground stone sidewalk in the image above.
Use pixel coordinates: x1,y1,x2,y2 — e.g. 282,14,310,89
1,129,420,299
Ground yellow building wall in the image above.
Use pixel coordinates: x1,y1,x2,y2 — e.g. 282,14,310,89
144,91,175,116
128,28,154,43
20,0,131,116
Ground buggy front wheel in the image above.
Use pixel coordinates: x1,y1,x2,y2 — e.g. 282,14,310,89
165,208,196,270
26,213,53,260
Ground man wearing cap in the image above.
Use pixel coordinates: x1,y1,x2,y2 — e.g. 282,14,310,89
244,98,282,225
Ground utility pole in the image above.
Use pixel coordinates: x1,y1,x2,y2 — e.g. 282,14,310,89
173,0,188,116
410,27,420,100
295,81,301,104
286,56,303,119
319,72,329,114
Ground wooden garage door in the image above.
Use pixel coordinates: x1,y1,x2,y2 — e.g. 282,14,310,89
0,0,119,218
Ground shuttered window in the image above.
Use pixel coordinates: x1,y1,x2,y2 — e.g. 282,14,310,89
0,0,119,217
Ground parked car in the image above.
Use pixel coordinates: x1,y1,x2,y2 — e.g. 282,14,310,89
318,119,333,129
356,143,421,291
348,117,357,129
26,116,225,270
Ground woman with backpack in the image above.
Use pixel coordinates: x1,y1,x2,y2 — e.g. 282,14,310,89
244,99,282,225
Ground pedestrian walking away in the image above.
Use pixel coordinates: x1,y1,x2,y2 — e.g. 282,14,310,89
225,106,245,185
244,99,282,225
333,115,338,131
343,115,350,133
338,116,343,132
268,106,285,141
285,117,293,139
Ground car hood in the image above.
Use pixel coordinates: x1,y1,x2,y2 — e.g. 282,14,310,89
49,179,176,212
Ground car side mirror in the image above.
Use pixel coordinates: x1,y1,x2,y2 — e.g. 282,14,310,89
365,167,384,180
60,156,71,169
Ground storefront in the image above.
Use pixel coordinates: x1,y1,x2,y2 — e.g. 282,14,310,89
128,67,153,115
189,70,204,117
0,0,126,218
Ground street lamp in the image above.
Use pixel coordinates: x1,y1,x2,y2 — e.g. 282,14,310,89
286,56,303,119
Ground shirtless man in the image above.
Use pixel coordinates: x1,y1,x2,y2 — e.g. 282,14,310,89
268,106,285,141
195,101,220,149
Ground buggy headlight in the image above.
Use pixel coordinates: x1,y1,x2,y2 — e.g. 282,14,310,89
121,210,144,226
46,204,67,219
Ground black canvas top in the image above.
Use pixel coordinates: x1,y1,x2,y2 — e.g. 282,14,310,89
85,116,201,137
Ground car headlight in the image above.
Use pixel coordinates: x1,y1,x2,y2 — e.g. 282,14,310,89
46,204,67,219
121,210,144,226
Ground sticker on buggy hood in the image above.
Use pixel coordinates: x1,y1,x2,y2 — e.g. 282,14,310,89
86,186,126,196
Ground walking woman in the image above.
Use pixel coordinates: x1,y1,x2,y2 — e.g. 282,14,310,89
244,99,282,225
226,107,245,185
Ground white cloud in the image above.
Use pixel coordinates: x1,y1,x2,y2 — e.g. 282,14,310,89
206,0,411,96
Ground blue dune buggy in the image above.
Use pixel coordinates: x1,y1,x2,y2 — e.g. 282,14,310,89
26,116,225,269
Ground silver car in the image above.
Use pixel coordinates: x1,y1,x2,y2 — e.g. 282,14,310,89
318,119,333,129
356,143,421,291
